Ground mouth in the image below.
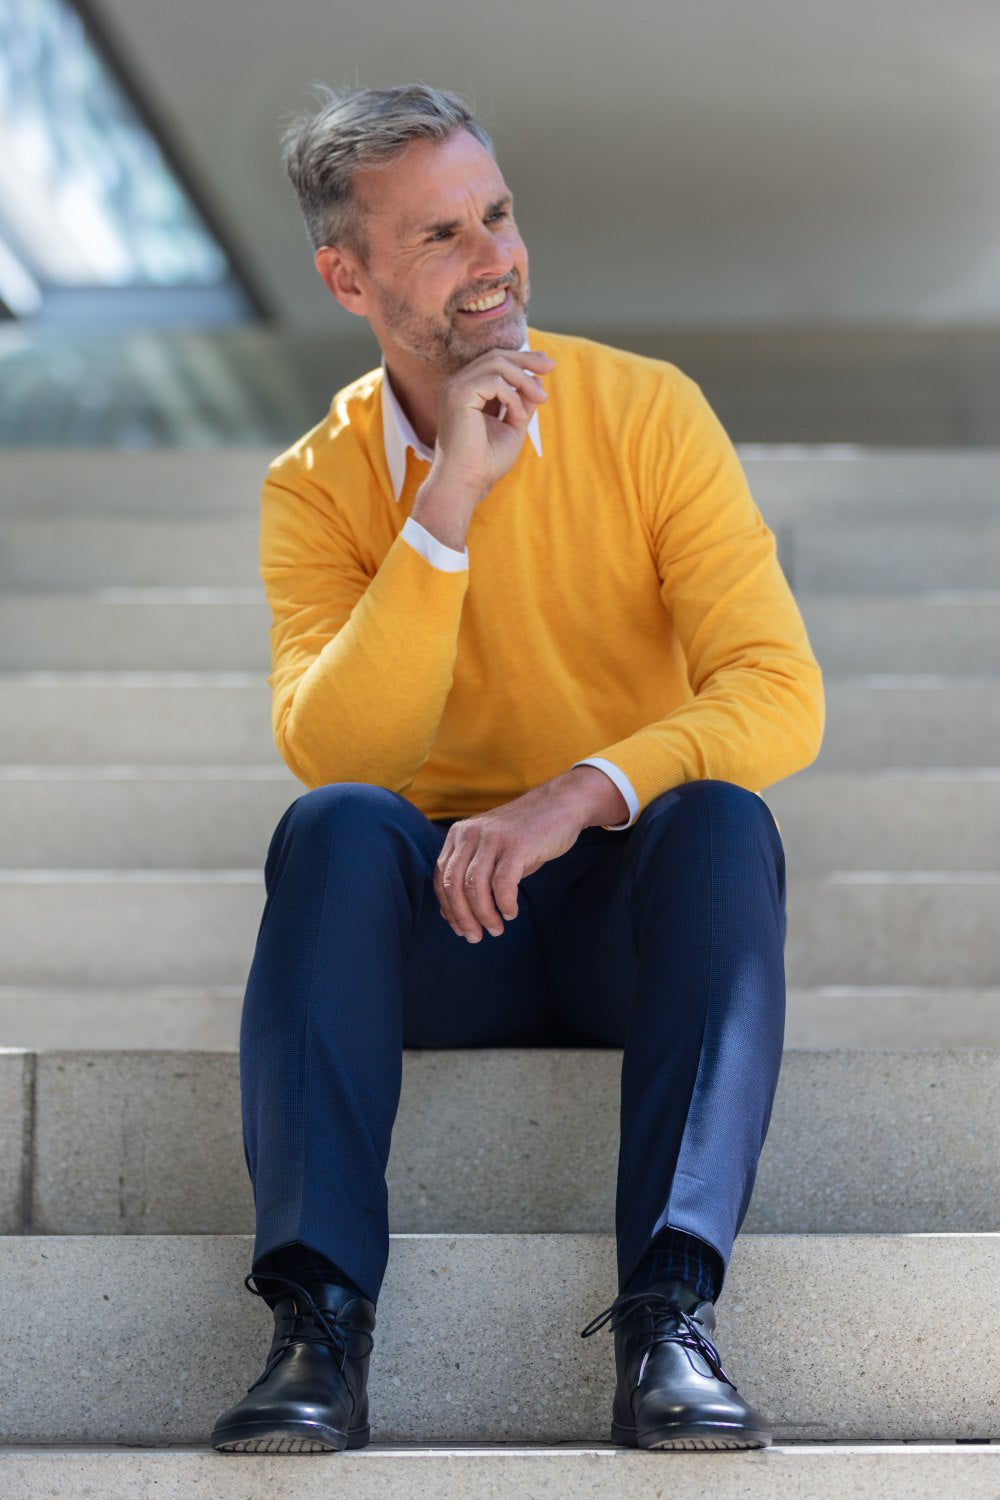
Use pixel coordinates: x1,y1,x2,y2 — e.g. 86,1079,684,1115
455,287,513,319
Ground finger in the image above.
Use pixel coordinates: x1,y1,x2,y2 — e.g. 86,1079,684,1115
433,842,463,935
493,357,549,406
491,854,521,922
462,839,507,937
496,350,556,371
439,835,484,941
492,382,530,428
469,374,530,427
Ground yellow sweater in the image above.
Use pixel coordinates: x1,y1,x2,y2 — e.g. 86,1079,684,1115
260,327,824,824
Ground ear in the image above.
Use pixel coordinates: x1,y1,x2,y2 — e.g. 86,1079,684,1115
314,245,370,317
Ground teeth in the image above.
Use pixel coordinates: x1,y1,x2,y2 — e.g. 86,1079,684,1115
459,289,507,312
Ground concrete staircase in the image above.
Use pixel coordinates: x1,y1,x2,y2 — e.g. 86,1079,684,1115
1,447,998,1493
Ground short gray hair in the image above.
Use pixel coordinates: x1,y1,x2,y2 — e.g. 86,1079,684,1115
280,82,495,263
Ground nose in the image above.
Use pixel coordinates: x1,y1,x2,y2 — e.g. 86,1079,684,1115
467,220,517,283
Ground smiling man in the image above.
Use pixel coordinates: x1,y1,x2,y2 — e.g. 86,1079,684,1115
210,82,825,1457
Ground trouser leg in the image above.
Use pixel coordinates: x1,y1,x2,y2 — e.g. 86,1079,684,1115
544,779,787,1301
239,782,554,1307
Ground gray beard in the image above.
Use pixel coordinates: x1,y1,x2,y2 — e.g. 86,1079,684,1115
372,279,531,374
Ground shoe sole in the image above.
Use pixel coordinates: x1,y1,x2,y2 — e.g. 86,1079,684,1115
612,1419,770,1451
211,1420,370,1454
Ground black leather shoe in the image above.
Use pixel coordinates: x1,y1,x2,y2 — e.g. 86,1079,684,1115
580,1277,771,1450
210,1270,376,1454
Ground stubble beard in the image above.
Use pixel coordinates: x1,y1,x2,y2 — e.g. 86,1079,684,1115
372,271,531,374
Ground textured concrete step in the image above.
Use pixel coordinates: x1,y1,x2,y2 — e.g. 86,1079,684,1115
0,448,271,517
0,589,269,670
2,1048,996,1237
766,772,1000,872
0,1232,996,1442
2,516,997,592
738,448,1000,523
2,985,998,1053
2,674,997,768
3,590,997,675
3,447,999,521
0,769,996,872
1,870,995,987
784,524,1000,594
0,518,259,588
3,1445,1000,1499
798,597,1000,674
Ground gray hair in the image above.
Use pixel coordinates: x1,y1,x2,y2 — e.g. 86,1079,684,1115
280,82,495,263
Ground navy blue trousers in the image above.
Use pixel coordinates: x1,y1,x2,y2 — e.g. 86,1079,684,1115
239,779,787,1309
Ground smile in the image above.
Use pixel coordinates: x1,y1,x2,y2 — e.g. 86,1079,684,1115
457,288,511,317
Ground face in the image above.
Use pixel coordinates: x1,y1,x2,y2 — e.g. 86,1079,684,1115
329,130,530,374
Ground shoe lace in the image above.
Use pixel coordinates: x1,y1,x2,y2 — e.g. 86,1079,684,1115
243,1269,375,1390
578,1288,736,1387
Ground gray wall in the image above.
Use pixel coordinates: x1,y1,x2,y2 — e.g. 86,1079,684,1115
91,0,1000,333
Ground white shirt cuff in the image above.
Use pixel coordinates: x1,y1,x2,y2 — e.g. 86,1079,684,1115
572,757,641,830
401,515,469,572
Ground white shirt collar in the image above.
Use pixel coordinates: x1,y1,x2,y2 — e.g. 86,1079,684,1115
380,336,543,502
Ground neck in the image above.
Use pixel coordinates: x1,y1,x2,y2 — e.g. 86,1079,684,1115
381,351,444,449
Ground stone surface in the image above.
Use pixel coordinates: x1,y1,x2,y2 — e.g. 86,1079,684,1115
0,770,298,868
0,518,259,588
789,523,1000,594
1,1445,999,1499
2,871,997,987
738,450,1000,522
784,987,1000,1049
4,770,1000,873
798,598,1000,675
0,1050,28,1234
0,448,271,517
3,592,998,675
0,592,271,671
3,676,997,768
23,1049,1000,1235
813,681,1000,770
4,985,1000,1052
0,1233,997,1443
767,772,1000,872
3,447,1000,520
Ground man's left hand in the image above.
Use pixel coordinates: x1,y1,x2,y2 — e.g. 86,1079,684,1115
434,768,628,942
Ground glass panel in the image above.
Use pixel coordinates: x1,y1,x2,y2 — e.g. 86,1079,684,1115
0,0,229,287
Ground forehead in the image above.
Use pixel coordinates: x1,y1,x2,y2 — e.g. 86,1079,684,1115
356,131,510,241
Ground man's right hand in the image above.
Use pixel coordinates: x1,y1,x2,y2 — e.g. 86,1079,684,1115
410,348,555,551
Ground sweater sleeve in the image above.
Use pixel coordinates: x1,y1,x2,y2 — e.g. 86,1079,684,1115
260,466,469,791
583,371,825,811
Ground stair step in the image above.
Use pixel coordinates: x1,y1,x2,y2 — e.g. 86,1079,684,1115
2,516,998,591
0,769,996,871
2,984,997,1052
2,1048,997,1237
1,869,995,986
782,523,1000,594
4,591,998,673
2,1444,999,1498
1,674,997,768
0,1232,996,1443
3,447,999,521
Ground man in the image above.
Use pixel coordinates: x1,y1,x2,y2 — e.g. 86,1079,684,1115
210,82,824,1456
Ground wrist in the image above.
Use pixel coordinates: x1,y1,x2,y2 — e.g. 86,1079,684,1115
553,765,630,831
411,474,481,552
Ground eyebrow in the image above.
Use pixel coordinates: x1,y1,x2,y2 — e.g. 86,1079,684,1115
406,193,512,240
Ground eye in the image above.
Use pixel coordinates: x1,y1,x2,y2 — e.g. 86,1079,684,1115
429,228,454,242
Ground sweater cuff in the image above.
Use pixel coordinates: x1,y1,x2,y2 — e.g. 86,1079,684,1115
571,757,640,830
401,515,469,572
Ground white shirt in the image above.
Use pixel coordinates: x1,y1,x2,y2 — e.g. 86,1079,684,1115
379,344,639,832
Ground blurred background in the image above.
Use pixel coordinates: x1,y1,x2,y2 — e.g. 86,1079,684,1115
2,0,999,446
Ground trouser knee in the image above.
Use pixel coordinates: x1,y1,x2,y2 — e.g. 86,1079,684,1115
265,781,413,880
